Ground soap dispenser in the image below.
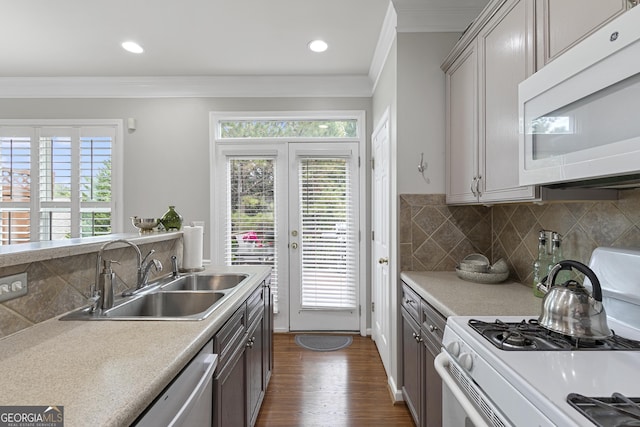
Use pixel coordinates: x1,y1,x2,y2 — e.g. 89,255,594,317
98,259,118,310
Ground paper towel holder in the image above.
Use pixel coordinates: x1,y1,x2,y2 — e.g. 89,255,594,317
180,224,205,273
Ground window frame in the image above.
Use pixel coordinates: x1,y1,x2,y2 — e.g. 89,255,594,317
0,119,124,242
213,111,363,141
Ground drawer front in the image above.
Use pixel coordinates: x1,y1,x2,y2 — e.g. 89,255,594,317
421,300,446,346
214,303,247,372
401,283,420,322
247,285,264,327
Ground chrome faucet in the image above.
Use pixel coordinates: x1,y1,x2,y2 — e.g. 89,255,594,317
92,239,142,312
139,249,163,287
91,239,165,311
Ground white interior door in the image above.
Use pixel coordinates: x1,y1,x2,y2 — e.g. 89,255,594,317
371,114,391,375
288,142,360,331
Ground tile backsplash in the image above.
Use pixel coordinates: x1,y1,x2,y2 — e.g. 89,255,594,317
0,238,181,338
400,189,640,287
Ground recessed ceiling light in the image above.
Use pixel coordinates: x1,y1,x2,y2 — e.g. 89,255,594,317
122,41,144,54
308,40,328,53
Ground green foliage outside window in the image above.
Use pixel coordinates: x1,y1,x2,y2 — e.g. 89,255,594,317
220,120,358,139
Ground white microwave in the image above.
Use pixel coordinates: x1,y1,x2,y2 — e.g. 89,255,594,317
519,6,640,187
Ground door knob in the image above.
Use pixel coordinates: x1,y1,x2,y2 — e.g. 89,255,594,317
291,242,298,249
378,257,389,265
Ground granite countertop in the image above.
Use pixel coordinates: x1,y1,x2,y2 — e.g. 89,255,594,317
0,265,271,427
400,271,542,318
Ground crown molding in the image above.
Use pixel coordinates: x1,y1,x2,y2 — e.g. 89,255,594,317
369,2,398,94
0,75,374,98
393,0,489,32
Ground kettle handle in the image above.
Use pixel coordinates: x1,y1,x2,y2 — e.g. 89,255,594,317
548,260,603,302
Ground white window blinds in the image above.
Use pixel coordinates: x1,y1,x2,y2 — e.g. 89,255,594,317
225,158,279,311
0,134,31,245
298,158,356,309
0,125,115,244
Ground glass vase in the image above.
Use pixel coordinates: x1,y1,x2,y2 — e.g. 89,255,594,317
160,205,183,231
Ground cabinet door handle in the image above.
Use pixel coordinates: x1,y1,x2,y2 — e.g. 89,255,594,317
429,324,438,332
470,177,478,197
378,257,389,265
476,175,482,197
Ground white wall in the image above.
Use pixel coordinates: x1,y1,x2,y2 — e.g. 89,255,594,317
397,32,460,194
371,31,460,401
0,97,372,259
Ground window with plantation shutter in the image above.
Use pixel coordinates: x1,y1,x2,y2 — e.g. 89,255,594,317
79,134,112,237
0,134,31,244
0,121,120,244
39,132,73,240
225,157,279,311
298,157,356,309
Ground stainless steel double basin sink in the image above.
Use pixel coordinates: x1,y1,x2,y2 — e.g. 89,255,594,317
60,273,249,321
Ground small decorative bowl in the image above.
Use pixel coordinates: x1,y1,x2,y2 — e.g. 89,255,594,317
459,253,490,273
131,216,159,233
456,267,509,284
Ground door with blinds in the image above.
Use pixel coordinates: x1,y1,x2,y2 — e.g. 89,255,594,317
216,142,359,332
288,143,359,331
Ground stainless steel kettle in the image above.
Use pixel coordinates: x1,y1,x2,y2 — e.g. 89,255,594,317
536,260,612,339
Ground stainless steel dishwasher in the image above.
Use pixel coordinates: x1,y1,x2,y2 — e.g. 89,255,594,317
136,340,217,427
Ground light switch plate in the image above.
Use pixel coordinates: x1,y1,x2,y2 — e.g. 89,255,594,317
0,272,28,303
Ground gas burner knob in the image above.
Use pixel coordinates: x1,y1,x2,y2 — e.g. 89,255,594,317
459,352,473,371
447,341,461,357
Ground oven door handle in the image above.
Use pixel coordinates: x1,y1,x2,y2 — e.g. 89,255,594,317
434,352,490,427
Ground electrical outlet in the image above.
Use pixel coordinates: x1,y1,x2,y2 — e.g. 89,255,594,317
0,272,28,303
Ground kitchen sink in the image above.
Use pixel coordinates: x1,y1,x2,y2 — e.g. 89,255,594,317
161,273,248,292
59,272,250,321
104,291,226,319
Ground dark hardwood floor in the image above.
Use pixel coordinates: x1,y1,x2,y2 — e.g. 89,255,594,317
255,333,415,427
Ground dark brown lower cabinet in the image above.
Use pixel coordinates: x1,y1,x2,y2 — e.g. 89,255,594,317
247,286,266,426
401,282,446,427
214,342,247,427
214,278,272,427
401,307,422,423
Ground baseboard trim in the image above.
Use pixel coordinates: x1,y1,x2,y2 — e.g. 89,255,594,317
388,375,404,402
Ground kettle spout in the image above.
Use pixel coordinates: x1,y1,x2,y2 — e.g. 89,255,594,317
538,263,564,295
536,276,551,295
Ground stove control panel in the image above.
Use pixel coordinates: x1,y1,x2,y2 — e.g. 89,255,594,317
444,338,477,374
447,341,460,357
459,352,474,370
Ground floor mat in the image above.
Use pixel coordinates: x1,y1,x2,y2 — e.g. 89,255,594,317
294,334,353,352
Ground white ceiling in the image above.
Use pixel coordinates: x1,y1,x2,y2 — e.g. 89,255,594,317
0,0,490,96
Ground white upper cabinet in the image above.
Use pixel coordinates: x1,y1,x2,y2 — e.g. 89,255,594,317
446,43,479,204
536,0,630,68
442,0,631,205
445,0,536,205
478,0,536,203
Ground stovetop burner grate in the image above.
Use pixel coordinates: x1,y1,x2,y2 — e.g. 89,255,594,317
567,393,640,426
468,319,640,351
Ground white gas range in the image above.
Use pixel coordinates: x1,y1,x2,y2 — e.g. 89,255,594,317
435,247,640,427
